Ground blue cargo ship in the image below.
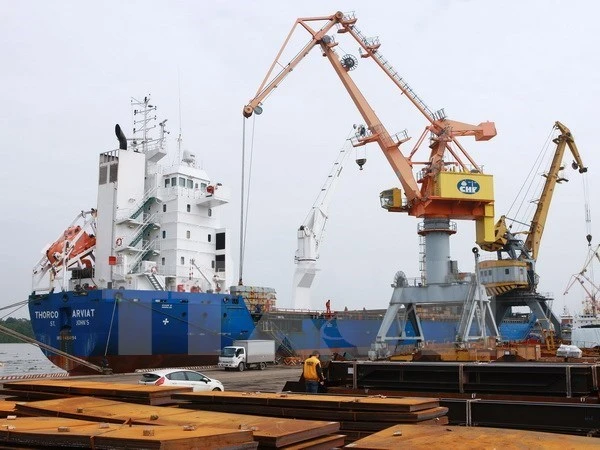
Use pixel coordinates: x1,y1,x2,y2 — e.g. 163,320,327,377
28,98,531,374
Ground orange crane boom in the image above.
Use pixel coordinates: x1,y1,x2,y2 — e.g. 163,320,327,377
244,11,497,244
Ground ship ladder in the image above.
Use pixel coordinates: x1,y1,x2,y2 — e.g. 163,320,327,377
147,273,165,291
271,331,295,357
542,328,556,352
259,321,295,357
130,196,159,220
130,222,160,247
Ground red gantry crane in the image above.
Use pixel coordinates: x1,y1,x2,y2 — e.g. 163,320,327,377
244,11,497,246
243,11,500,352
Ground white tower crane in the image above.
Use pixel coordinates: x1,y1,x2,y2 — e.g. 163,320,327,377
292,128,360,310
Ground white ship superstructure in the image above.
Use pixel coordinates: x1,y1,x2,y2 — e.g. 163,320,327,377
34,96,233,295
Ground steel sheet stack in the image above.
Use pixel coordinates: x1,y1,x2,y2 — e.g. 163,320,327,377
172,391,449,442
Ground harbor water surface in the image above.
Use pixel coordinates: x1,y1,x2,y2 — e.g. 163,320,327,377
0,343,66,377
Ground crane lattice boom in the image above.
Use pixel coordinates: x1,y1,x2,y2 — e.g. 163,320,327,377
244,11,498,244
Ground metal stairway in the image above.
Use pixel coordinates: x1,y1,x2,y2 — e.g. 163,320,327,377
129,221,160,247
258,320,295,357
146,273,165,291
128,241,159,274
130,196,160,220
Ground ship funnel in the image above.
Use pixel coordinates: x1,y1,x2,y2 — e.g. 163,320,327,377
115,124,127,150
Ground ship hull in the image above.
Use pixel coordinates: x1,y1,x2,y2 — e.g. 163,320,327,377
29,289,534,374
28,289,256,374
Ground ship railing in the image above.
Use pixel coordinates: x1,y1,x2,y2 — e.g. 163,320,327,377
127,240,160,274
156,186,208,202
129,135,164,154
269,307,387,321
146,262,219,293
404,276,427,287
272,308,323,314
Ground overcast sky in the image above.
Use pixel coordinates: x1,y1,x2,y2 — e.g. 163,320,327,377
1,1,599,319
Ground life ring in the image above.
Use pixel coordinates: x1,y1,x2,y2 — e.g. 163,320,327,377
151,266,157,274
115,238,123,247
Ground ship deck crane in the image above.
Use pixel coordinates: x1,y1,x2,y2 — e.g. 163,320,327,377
479,122,587,346
293,129,356,310
243,11,500,356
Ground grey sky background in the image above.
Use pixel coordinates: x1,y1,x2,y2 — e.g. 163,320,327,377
1,1,598,319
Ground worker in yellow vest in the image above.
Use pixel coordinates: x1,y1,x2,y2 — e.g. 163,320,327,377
303,351,325,393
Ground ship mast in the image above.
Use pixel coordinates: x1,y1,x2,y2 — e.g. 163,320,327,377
131,96,157,152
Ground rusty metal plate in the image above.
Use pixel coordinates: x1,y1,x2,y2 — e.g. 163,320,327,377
15,396,340,447
347,424,600,449
0,416,256,449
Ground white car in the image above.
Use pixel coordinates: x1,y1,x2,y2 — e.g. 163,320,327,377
138,369,224,391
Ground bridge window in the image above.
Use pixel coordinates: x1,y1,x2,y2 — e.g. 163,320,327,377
164,178,170,188
179,177,185,187
187,179,193,188
216,232,225,250
216,255,225,271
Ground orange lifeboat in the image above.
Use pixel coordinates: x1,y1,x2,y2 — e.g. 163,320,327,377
46,226,96,266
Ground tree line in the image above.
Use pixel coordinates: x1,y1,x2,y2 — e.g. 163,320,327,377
0,318,34,343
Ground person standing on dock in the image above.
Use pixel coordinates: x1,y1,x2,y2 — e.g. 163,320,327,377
303,351,325,393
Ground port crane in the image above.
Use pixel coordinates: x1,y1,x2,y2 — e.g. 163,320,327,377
293,129,357,310
244,12,497,244
479,122,587,345
244,11,500,355
564,244,600,317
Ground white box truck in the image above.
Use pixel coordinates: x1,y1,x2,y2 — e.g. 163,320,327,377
218,340,276,372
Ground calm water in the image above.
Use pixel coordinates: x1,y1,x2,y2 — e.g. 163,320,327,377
0,343,66,378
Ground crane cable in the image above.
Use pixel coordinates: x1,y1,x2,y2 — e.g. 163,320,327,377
505,125,556,232
582,172,593,245
239,115,258,285
579,168,596,313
